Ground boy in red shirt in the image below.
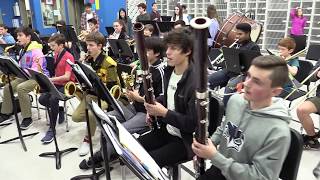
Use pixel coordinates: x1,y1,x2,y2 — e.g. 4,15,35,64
39,33,76,144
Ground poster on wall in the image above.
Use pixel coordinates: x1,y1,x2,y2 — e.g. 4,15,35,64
46,0,53,5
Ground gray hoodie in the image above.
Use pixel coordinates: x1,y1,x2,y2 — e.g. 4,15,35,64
210,94,291,180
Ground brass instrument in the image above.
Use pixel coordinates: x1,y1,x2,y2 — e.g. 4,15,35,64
0,74,8,84
110,85,122,100
285,48,307,62
121,72,135,91
64,81,83,98
78,30,90,41
126,39,136,46
4,44,17,56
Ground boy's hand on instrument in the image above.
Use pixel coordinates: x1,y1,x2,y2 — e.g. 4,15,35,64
192,138,217,159
144,101,168,117
145,113,153,126
127,89,140,101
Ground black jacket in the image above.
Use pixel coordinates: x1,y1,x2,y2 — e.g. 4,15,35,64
134,59,165,112
237,39,260,52
157,62,197,159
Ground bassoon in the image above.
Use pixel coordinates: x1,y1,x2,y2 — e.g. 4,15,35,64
190,17,212,178
133,22,159,130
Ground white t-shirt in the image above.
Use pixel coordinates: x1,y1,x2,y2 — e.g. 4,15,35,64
166,71,183,138
86,13,94,31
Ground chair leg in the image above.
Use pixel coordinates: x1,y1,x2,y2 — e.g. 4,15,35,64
171,164,181,180
35,94,41,120
64,101,69,132
121,164,126,180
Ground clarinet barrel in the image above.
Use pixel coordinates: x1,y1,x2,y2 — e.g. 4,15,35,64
190,17,212,177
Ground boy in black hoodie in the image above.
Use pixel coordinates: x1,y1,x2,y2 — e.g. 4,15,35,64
139,28,197,167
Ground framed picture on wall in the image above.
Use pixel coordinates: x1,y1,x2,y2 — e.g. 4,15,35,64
46,0,53,5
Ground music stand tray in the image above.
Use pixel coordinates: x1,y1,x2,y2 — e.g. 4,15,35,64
0,55,39,151
222,47,242,74
89,101,169,180
105,26,115,36
157,22,175,33
161,16,172,22
27,68,77,169
239,50,261,72
108,39,134,61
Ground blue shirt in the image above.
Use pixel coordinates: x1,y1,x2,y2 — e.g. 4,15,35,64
0,33,15,54
283,57,300,92
208,18,219,47
2,33,15,44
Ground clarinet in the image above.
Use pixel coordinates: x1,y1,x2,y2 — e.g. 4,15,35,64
133,22,159,130
190,17,212,178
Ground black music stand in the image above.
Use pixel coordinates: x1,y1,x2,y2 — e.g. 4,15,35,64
89,101,169,180
27,68,77,169
222,47,242,74
223,47,261,74
0,56,39,151
108,39,134,64
161,16,172,22
239,50,261,72
157,22,175,33
68,61,110,180
105,26,115,36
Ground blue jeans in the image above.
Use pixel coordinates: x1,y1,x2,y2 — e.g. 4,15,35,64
208,69,237,89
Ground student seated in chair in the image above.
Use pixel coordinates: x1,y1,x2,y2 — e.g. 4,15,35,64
72,32,120,156
192,55,292,180
0,27,49,128
78,37,166,170
138,28,197,167
39,33,76,144
296,60,320,149
277,37,299,98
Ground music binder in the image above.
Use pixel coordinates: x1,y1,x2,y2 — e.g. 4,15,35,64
90,101,169,180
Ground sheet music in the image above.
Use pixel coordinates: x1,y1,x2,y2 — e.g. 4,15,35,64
91,102,169,180
66,59,93,88
0,55,20,67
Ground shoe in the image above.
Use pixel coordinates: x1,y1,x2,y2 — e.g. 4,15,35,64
302,134,320,149
79,156,103,170
314,162,320,178
58,107,65,124
41,129,54,144
0,113,13,125
78,138,90,156
20,118,33,130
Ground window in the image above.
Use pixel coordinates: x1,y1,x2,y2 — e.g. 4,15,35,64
40,0,62,27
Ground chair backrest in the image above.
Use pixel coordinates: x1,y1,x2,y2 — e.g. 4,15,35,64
45,56,55,77
208,93,224,136
306,44,320,61
295,60,314,86
279,128,303,180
